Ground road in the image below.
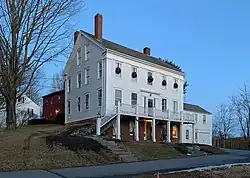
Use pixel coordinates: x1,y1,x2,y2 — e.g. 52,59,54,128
1,149,250,178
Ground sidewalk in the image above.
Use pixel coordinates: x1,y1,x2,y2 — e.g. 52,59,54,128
0,152,250,178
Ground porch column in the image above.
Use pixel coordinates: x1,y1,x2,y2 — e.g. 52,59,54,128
152,118,156,142
96,116,101,136
192,124,195,143
167,120,171,143
135,116,139,142
179,122,183,143
116,101,121,140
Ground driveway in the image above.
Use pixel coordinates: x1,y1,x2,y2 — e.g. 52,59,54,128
1,149,250,178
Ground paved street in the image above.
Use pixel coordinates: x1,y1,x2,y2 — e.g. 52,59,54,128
1,149,250,178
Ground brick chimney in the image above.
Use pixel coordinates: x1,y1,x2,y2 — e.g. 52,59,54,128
143,47,150,56
95,13,103,40
74,31,79,45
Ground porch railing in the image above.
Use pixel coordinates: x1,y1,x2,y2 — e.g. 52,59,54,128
120,104,136,115
183,113,195,123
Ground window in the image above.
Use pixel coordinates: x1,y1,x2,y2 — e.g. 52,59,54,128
76,48,81,65
67,77,71,92
162,99,167,112
195,114,198,123
77,97,81,112
203,115,206,124
58,95,61,100
186,130,189,139
18,97,21,102
77,72,82,88
51,98,53,104
27,108,30,114
115,62,121,78
85,67,90,84
147,72,153,85
131,93,137,106
115,89,122,106
85,93,90,110
67,100,71,115
31,109,34,116
84,45,90,61
195,132,198,140
173,101,178,113
162,75,167,89
97,61,102,79
97,89,102,107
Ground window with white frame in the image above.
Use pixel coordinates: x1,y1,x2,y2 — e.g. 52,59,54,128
131,93,137,106
115,89,122,106
186,130,189,139
84,67,90,85
195,114,198,123
77,97,81,112
115,62,121,78
162,75,167,89
97,89,102,107
76,48,81,65
85,93,90,110
162,99,167,112
77,72,82,88
173,101,178,113
203,115,206,124
147,72,153,85
84,45,90,61
67,100,71,115
97,61,102,79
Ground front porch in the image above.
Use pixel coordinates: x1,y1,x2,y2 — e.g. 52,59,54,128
97,102,196,143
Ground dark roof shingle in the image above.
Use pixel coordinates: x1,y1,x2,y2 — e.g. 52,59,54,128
81,31,183,73
184,103,211,114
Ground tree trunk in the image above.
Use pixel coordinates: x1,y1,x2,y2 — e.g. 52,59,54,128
6,97,17,130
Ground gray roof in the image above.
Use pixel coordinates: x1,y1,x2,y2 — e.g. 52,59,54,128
184,103,211,114
81,31,183,73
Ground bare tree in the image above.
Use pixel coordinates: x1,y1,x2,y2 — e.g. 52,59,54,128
213,104,235,139
230,83,250,140
51,70,64,92
0,0,84,130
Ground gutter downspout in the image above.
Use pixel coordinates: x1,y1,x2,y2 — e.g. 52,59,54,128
101,50,107,118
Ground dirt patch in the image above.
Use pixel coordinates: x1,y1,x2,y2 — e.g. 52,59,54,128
0,125,121,171
133,165,250,178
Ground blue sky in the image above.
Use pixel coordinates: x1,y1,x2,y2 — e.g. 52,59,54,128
44,0,250,115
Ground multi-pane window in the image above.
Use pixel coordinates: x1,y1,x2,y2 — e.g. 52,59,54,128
67,100,71,115
84,45,90,61
77,97,81,112
186,130,189,139
162,99,167,112
203,115,206,124
85,67,90,84
131,93,137,106
97,89,102,107
115,89,122,106
77,72,82,88
76,48,81,65
97,61,102,79
147,72,153,85
173,101,178,113
195,114,198,123
85,93,90,110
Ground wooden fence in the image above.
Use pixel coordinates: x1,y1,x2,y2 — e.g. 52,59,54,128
213,137,249,150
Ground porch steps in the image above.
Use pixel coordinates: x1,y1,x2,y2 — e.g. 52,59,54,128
89,136,138,162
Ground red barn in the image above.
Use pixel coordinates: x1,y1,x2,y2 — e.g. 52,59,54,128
43,90,65,120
